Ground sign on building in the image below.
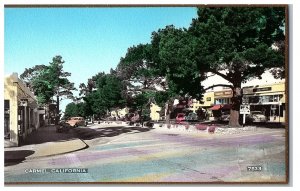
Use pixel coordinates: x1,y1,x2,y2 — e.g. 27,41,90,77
240,104,250,114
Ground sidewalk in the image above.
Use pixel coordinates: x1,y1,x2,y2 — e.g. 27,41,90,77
5,125,88,164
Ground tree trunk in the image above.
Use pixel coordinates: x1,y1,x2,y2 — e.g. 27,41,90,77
165,99,173,125
165,102,170,124
229,85,242,127
56,95,59,125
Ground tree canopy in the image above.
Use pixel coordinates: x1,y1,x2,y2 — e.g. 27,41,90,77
150,7,285,126
20,55,77,106
82,73,126,117
27,7,285,126
20,56,77,124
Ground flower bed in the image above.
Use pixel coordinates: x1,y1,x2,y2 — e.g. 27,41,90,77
195,124,207,131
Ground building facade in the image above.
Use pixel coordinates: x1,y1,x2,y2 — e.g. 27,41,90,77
150,103,161,121
214,89,233,105
188,91,215,113
4,73,41,147
242,82,285,123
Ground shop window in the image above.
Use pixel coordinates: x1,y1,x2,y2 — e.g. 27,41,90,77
249,96,259,103
215,99,221,105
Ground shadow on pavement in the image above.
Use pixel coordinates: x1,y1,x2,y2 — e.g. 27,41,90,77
22,125,79,145
73,126,154,140
5,150,35,166
19,124,154,146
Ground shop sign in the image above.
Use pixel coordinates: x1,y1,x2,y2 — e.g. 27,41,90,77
253,87,272,92
240,104,250,114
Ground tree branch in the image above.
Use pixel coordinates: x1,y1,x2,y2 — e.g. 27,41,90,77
204,84,234,91
209,69,232,82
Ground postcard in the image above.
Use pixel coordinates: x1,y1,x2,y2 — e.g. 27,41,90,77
4,4,288,184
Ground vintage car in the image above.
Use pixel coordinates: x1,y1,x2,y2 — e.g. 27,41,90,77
219,111,230,122
176,113,186,123
247,111,267,123
66,117,87,127
56,120,71,133
185,112,198,121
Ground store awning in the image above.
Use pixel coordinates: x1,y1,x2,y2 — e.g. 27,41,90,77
209,105,222,110
209,104,232,110
222,104,232,110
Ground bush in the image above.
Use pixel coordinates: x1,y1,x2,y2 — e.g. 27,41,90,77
208,125,216,133
195,124,207,131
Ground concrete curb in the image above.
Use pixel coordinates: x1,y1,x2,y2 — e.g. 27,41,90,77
5,139,89,162
25,139,89,160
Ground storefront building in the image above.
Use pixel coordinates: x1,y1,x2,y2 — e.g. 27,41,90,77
4,73,41,147
242,82,285,123
189,91,215,113
214,89,233,105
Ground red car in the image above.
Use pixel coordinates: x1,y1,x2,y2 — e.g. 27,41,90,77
176,113,185,124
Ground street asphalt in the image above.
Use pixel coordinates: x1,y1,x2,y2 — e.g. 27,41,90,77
4,122,287,184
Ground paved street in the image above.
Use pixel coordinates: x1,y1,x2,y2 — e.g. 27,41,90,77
4,123,286,183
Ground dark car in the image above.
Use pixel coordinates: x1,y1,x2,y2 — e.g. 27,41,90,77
185,112,198,121
56,121,71,133
219,111,230,122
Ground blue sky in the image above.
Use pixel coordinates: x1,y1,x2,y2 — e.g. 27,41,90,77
4,7,197,111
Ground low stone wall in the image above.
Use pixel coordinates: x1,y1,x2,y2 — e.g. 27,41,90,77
98,121,128,126
214,126,257,134
153,123,257,134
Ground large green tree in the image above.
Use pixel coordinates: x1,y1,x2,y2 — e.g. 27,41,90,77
64,102,90,118
20,55,77,124
156,7,285,127
82,73,126,118
116,44,175,121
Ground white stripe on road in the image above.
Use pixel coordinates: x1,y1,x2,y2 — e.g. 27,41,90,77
67,153,94,182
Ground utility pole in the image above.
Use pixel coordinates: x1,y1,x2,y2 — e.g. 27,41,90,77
56,89,59,125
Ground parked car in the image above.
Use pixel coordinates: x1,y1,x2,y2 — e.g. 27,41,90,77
247,111,267,123
176,113,185,123
219,111,230,122
185,112,198,121
66,117,87,127
56,120,71,133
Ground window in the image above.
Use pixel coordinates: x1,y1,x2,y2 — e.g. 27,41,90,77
206,97,211,101
249,96,259,104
